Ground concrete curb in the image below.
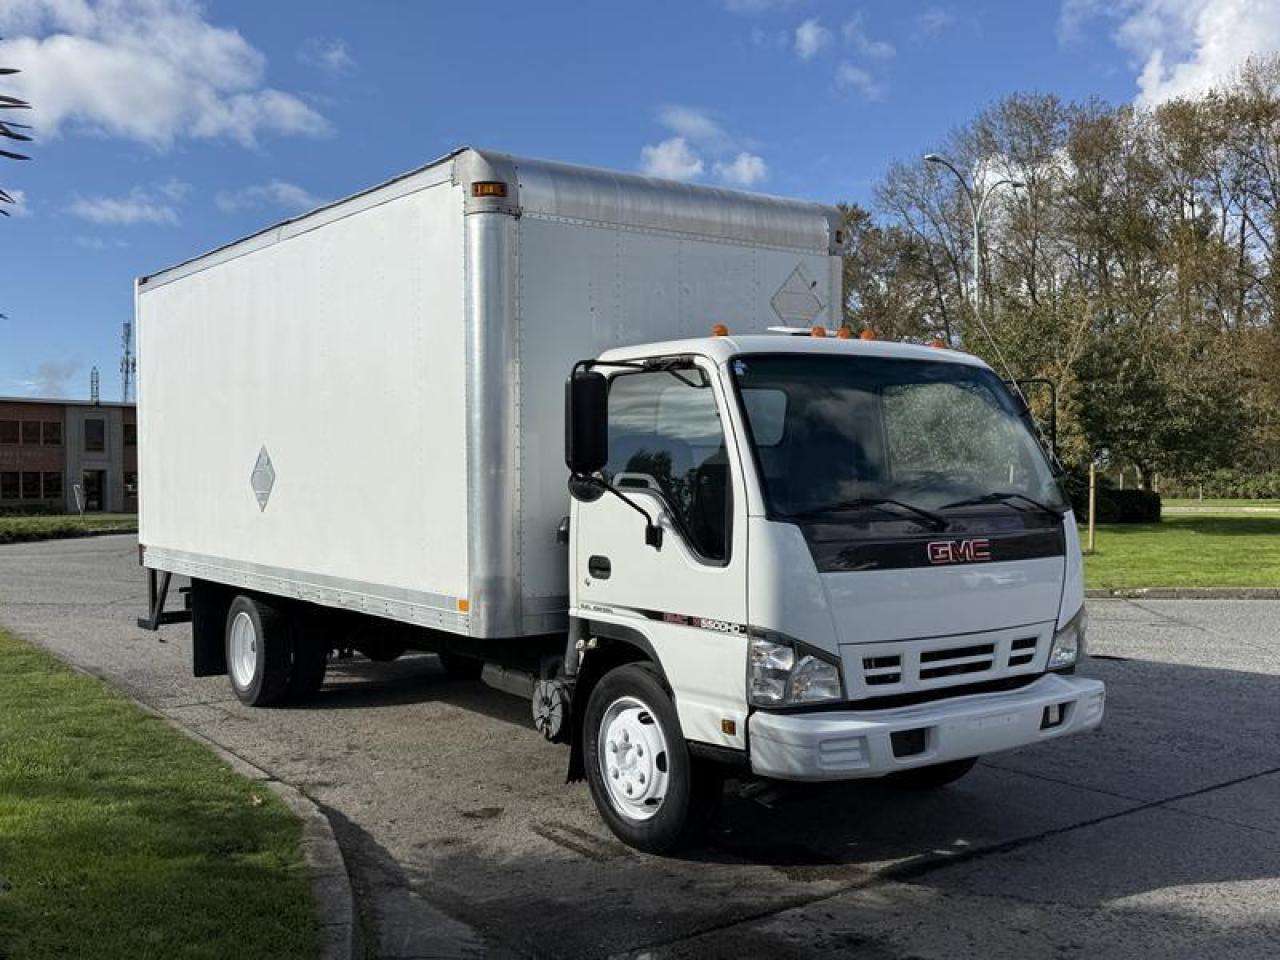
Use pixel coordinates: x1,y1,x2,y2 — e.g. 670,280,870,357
141,705,362,960
1087,587,1280,600
62,667,361,960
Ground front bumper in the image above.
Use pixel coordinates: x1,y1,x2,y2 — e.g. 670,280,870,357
749,672,1105,781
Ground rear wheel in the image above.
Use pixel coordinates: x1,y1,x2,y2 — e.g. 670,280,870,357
225,595,292,707
583,663,722,853
888,757,978,789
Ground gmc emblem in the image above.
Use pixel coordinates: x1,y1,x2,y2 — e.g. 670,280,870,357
927,538,992,564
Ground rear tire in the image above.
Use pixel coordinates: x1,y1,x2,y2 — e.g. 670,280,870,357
888,757,978,789
225,595,292,707
583,663,722,854
287,638,329,701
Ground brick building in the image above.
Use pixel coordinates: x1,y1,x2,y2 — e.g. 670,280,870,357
0,398,137,514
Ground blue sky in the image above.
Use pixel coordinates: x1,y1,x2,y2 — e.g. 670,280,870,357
0,0,1273,400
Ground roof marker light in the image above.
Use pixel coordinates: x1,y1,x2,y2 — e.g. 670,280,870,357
711,323,730,337
836,327,852,339
860,329,876,341
810,326,827,338
929,338,946,349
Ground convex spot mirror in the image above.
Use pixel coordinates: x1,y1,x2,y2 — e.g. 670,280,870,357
565,370,608,479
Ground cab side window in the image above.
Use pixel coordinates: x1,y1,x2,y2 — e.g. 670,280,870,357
605,368,732,562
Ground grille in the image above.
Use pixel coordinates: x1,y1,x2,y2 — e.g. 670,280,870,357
847,626,1050,696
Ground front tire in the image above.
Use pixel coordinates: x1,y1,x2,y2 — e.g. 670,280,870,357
583,663,721,853
225,595,292,707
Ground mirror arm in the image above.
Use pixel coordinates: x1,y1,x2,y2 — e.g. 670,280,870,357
574,474,664,549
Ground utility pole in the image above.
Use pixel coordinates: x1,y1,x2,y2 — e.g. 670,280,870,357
120,320,135,403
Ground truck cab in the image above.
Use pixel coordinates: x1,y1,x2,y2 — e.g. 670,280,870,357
564,331,1104,851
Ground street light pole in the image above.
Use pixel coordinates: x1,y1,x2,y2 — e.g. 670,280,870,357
923,153,1023,318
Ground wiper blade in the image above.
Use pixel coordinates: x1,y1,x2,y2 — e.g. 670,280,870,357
941,491,1065,517
784,497,948,531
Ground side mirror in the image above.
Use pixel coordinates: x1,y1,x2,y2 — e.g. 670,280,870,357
565,370,608,476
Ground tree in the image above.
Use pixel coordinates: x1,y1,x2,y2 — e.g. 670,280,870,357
0,49,32,217
852,62,1280,484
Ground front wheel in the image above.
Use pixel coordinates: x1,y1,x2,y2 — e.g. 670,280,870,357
583,663,722,853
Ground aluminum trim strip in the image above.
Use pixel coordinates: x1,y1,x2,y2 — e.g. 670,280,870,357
142,546,470,633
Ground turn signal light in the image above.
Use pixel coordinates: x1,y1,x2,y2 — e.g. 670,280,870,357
471,181,508,198
810,326,827,338
711,323,730,336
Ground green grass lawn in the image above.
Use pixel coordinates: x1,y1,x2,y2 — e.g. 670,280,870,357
0,630,316,960
1083,513,1280,589
0,513,137,545
1163,498,1280,510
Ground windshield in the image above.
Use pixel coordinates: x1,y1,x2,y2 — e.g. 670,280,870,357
731,353,1067,521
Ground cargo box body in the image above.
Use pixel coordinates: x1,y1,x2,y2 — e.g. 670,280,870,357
137,148,843,639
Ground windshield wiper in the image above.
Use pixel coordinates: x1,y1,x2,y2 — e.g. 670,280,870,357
783,497,949,531
941,491,1065,517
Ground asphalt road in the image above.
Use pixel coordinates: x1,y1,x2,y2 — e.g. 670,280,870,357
1,534,1278,959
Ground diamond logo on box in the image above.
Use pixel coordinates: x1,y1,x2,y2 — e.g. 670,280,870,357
770,264,826,324
250,446,275,511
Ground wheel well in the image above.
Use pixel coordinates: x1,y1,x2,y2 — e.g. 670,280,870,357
566,625,666,782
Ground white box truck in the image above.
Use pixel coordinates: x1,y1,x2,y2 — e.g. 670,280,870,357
136,148,1105,852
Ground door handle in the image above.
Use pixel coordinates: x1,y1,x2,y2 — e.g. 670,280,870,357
588,555,612,579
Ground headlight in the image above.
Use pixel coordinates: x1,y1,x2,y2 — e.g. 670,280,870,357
1049,604,1087,671
749,632,844,706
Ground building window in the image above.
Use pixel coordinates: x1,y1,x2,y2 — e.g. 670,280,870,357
124,423,137,447
84,418,106,453
124,471,138,498
0,472,16,500
43,472,63,500
0,421,17,445
21,421,40,445
43,421,63,445
21,471,41,499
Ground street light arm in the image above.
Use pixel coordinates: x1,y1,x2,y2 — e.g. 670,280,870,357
924,154,978,217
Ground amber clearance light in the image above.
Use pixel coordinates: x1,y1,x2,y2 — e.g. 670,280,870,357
471,181,509,198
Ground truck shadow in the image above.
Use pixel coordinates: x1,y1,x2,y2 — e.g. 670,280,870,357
295,653,533,727
313,655,1280,958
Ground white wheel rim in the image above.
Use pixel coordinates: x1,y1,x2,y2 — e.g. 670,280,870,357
229,611,259,689
598,695,670,822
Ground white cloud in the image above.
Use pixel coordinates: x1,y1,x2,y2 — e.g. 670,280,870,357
835,61,885,100
1063,0,1280,105
916,8,956,37
3,187,31,217
74,234,129,249
67,182,188,225
640,137,704,181
0,0,330,148
714,152,768,187
843,14,895,60
640,106,770,186
215,179,323,213
13,359,80,397
793,18,831,60
657,105,732,152
299,37,355,75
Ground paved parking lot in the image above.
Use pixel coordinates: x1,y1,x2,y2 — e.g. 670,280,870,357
1,534,1278,959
